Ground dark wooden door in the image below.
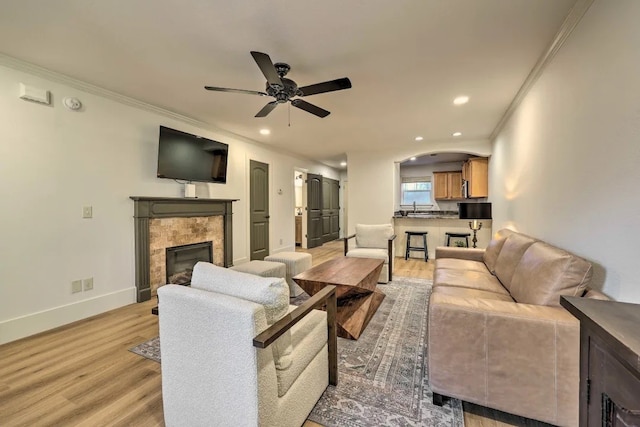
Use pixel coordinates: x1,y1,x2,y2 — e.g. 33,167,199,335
329,178,340,241
322,177,340,243
250,160,269,260
306,173,323,248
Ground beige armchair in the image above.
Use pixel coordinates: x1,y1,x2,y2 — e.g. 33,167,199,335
344,224,396,283
158,262,337,427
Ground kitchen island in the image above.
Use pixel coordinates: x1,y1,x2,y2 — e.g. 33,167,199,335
393,214,492,259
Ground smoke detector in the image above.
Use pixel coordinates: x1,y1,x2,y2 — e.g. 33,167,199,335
63,97,82,111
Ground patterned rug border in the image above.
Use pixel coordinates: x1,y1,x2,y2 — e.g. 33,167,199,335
130,276,464,427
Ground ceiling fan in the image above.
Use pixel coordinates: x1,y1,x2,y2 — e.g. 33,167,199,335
204,51,352,118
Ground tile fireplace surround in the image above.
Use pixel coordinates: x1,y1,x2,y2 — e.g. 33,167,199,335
130,197,237,302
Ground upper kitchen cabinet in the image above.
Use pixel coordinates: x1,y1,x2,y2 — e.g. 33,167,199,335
462,157,488,198
433,171,463,200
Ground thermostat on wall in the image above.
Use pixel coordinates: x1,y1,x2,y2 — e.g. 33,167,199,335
19,83,51,105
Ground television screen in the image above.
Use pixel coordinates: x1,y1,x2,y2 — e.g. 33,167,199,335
157,126,228,183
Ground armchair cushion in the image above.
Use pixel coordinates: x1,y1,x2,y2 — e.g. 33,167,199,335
346,247,389,262
355,224,394,248
190,262,293,370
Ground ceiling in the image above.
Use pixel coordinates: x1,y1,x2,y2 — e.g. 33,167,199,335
0,0,577,168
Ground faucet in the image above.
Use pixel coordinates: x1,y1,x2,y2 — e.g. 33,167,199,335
413,201,417,213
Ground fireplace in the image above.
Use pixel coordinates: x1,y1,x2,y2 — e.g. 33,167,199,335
130,197,237,302
166,241,213,285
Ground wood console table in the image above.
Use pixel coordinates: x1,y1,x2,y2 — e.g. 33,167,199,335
561,296,640,426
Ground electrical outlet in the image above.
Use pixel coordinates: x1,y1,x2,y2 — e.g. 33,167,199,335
71,280,82,294
83,277,93,291
82,206,93,218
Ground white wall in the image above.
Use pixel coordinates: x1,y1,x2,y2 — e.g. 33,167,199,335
489,0,640,302
0,62,338,344
346,141,492,235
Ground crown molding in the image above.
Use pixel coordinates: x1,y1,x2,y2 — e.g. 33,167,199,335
489,0,595,141
0,53,337,170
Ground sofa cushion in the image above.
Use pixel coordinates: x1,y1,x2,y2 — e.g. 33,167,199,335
436,258,490,274
433,285,515,302
355,224,393,249
346,247,389,263
493,232,537,291
190,262,293,370
483,229,514,274
433,269,510,296
509,242,593,307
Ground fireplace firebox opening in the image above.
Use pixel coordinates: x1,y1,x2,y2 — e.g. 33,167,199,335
165,241,213,286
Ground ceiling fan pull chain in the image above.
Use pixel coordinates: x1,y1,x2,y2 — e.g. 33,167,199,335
288,103,291,127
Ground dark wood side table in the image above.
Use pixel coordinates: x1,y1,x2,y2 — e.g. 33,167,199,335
561,296,640,426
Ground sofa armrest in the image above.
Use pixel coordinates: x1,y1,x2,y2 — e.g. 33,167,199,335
428,293,579,426
254,285,337,386
435,246,485,261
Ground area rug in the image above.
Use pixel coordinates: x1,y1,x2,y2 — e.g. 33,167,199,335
130,277,464,427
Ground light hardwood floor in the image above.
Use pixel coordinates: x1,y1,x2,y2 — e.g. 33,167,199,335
0,240,540,426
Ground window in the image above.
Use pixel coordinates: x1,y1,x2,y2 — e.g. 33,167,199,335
401,177,432,207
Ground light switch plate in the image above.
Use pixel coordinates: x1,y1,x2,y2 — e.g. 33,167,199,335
82,206,92,218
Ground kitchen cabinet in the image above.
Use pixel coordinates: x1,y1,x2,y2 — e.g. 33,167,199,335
462,157,488,198
433,171,463,200
295,216,302,245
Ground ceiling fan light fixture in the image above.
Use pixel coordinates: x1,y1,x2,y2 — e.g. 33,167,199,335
453,96,469,105
205,51,352,119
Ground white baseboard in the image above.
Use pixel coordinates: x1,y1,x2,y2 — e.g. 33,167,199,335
232,256,249,266
0,287,136,345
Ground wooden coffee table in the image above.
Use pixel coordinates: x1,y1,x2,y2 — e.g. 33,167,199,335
293,257,385,340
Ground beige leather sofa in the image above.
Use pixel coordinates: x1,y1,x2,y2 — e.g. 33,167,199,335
428,229,608,426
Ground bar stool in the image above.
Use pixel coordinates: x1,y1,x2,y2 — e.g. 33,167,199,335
445,232,471,247
405,231,428,261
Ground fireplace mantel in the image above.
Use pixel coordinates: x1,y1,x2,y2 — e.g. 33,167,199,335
130,197,238,302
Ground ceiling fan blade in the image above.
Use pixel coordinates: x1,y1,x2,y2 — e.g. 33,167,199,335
291,99,330,118
204,86,268,96
298,77,352,97
255,101,278,118
250,51,283,88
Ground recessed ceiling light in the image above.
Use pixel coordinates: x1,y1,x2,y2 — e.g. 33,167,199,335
414,136,424,141
340,161,347,167
453,96,469,105
259,129,270,135
410,157,417,161
453,132,462,137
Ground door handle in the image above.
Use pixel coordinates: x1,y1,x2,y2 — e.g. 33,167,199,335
265,215,270,219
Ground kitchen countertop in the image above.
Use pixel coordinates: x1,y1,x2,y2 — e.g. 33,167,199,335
393,210,459,219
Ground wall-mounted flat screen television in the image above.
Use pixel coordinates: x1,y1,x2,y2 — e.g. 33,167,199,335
157,126,228,183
